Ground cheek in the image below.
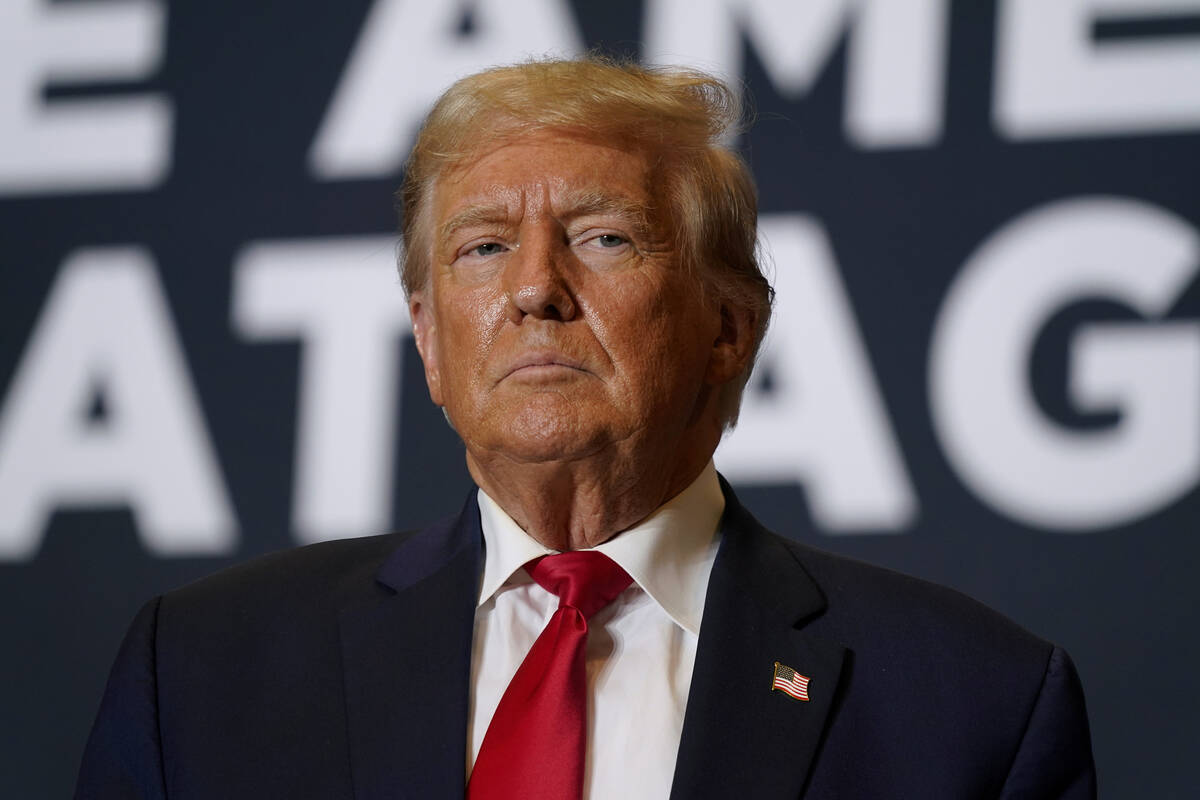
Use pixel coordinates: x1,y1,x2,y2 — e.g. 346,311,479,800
437,289,508,388
589,286,711,399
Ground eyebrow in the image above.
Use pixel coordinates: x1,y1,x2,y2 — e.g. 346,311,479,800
436,189,655,246
557,190,654,234
437,204,512,245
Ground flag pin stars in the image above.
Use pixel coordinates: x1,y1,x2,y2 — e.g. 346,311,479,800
771,661,811,701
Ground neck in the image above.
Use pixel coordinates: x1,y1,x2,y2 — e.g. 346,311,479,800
466,441,717,551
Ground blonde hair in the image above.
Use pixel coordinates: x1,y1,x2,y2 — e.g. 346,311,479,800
398,57,772,427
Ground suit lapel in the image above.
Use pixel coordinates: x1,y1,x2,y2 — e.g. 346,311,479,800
670,485,846,800
339,495,482,800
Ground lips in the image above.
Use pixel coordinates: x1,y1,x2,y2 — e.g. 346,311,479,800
501,351,590,380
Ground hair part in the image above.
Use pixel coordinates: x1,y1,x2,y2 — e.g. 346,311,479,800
398,57,773,428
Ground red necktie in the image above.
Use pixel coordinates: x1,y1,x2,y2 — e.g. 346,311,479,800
467,551,633,800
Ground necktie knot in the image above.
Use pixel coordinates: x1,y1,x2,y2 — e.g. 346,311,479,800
527,551,632,619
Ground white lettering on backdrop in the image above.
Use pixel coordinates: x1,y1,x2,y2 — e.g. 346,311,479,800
717,215,918,532
3,197,1197,558
0,0,171,195
643,0,950,148
309,0,582,179
996,0,1200,138
930,197,1200,530
233,237,410,543
0,248,235,558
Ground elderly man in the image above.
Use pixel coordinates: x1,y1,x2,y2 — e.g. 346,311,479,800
77,59,1096,799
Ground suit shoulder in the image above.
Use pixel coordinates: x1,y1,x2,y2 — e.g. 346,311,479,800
721,523,1094,795
777,533,1054,670
165,530,417,611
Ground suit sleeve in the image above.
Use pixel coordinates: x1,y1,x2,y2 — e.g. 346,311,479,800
74,597,169,800
998,646,1097,799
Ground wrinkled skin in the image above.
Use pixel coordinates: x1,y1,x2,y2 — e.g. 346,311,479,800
410,131,754,549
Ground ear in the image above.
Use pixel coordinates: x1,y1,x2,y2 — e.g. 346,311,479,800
409,291,444,407
706,301,757,387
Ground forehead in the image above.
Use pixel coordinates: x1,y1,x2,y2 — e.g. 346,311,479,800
431,131,655,223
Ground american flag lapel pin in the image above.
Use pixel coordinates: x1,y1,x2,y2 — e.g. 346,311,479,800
771,661,811,702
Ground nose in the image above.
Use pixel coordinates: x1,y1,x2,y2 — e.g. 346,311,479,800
504,228,577,322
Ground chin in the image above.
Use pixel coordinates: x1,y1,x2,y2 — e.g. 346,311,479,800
486,400,612,464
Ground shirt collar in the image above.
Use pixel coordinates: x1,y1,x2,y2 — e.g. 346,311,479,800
476,462,725,635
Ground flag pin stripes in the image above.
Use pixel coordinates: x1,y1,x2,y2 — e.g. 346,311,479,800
771,661,811,701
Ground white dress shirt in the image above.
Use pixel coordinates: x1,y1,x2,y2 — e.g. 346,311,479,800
468,462,725,799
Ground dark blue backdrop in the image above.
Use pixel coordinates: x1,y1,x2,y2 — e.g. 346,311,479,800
2,2,1198,797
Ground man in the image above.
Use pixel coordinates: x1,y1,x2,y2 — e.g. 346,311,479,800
77,59,1096,799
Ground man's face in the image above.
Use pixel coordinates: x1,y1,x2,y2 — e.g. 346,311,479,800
410,130,736,470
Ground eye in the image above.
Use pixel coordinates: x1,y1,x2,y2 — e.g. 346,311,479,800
470,242,507,257
596,234,626,248
571,229,636,270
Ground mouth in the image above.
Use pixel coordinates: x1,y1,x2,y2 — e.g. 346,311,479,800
501,351,590,381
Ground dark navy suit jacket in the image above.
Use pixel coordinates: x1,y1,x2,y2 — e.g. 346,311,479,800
76,485,1096,798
